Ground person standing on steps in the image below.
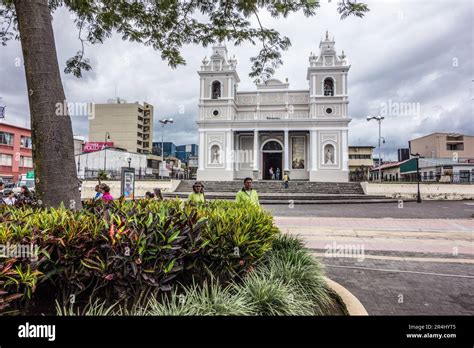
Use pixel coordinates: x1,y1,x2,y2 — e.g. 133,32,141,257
283,172,290,189
188,182,206,204
235,177,259,206
276,168,281,181
269,167,274,180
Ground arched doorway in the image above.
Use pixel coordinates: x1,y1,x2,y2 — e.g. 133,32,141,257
261,140,283,180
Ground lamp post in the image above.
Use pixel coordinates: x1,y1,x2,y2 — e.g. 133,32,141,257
159,118,174,179
367,116,385,182
104,132,111,171
127,156,132,168
411,152,422,203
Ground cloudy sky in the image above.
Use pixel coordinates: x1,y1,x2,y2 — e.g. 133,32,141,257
1,0,472,161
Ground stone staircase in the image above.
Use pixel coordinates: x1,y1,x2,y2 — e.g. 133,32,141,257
164,180,398,204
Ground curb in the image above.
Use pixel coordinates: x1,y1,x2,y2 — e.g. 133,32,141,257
324,277,368,316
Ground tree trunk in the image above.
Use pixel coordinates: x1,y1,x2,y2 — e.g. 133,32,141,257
13,0,81,209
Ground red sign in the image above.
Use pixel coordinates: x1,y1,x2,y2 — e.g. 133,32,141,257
83,142,114,153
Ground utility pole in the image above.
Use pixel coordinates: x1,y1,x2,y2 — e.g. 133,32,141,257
159,118,174,179
367,116,385,182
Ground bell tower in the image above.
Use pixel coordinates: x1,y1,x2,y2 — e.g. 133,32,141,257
198,43,240,121
307,31,350,119
197,43,240,181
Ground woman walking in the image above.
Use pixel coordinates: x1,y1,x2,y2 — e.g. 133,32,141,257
188,182,205,204
101,185,114,203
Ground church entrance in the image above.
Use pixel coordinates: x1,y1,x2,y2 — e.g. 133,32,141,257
261,140,283,180
263,153,282,180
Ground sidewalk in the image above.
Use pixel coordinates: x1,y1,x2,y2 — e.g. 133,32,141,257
273,216,474,315
274,217,474,256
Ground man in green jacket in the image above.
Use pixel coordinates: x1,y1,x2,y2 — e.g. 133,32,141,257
235,177,259,206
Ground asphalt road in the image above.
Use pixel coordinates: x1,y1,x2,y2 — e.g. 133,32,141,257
275,214,474,315
321,256,474,315
264,200,474,219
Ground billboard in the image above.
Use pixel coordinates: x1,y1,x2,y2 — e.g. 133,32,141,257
121,167,135,200
83,142,114,153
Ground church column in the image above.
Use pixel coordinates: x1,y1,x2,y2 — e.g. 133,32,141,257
311,130,317,170
198,131,205,170
284,129,289,171
200,78,204,99
226,130,233,171
342,130,349,171
253,129,259,171
234,132,239,171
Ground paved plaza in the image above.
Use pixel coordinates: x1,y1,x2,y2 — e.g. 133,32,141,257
264,200,474,219
270,201,474,315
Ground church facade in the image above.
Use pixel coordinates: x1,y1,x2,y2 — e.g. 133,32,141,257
197,32,351,182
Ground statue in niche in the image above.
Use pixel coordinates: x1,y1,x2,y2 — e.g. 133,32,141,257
211,145,220,164
325,145,334,164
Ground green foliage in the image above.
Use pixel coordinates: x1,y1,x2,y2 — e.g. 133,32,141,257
55,234,343,316
197,200,279,281
260,237,334,315
0,199,278,314
96,170,109,181
0,0,369,81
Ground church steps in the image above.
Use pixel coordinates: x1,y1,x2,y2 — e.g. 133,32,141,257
175,180,365,195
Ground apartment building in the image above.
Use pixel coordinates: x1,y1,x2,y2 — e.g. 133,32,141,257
0,123,33,182
348,146,374,181
409,133,474,159
89,99,154,154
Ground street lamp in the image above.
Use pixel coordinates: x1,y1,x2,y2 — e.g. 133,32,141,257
367,115,385,182
127,156,132,168
411,152,423,203
159,118,174,179
104,132,111,171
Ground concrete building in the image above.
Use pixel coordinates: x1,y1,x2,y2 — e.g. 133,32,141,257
398,148,410,162
197,31,351,182
176,144,199,164
152,142,176,158
409,133,474,159
89,99,154,154
73,136,86,156
76,147,149,180
0,123,33,183
400,158,474,183
348,146,374,181
370,161,405,182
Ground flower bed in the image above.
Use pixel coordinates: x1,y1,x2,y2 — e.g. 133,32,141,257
0,199,345,316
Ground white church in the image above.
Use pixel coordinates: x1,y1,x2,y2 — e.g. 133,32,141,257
197,31,351,182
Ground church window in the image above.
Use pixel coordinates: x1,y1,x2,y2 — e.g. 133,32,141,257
212,81,221,99
324,78,334,96
262,141,283,151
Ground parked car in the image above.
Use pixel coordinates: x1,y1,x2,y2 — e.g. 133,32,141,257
12,174,35,194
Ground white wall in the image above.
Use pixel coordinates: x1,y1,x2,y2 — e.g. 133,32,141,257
361,182,474,200
81,180,181,199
